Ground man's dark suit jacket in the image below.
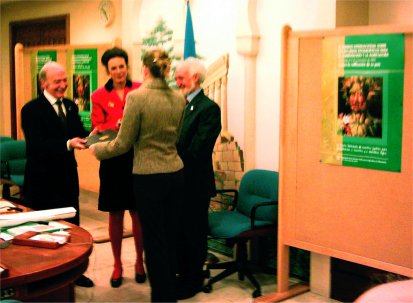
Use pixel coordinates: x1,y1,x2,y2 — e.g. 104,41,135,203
21,94,88,222
176,89,221,287
177,90,221,198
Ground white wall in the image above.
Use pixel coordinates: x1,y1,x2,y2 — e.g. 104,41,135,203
131,0,335,171
255,0,336,170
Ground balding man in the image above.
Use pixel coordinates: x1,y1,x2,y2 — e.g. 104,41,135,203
21,61,94,288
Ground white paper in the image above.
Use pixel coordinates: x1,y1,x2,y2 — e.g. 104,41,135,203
0,207,76,228
0,200,16,209
6,221,71,236
0,232,13,241
30,234,68,244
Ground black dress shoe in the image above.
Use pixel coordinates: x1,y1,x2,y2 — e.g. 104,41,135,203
110,276,123,288
177,285,202,300
135,272,147,284
75,275,94,287
177,275,204,300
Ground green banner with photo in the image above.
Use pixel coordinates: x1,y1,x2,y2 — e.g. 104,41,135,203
70,49,98,131
32,50,57,97
321,34,404,172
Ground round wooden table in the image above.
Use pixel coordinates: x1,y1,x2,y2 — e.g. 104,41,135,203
0,220,93,302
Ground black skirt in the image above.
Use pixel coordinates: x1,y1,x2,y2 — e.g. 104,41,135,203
98,149,135,212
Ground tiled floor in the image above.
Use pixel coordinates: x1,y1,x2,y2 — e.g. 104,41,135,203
76,190,340,303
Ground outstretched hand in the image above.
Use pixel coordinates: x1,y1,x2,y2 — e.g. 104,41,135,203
69,137,87,150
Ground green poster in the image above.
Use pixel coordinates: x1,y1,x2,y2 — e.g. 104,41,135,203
321,34,404,172
71,49,98,131
32,50,57,97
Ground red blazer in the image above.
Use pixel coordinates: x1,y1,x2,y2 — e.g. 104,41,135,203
91,79,141,131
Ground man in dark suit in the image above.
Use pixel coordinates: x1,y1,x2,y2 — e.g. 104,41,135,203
21,61,94,288
175,57,222,300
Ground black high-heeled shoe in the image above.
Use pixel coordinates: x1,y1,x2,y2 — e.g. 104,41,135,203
110,276,123,288
110,268,123,288
135,272,147,284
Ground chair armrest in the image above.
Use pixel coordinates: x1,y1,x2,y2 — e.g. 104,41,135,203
0,178,17,186
250,200,277,228
210,189,238,211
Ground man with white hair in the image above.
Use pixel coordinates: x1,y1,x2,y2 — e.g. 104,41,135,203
175,57,222,300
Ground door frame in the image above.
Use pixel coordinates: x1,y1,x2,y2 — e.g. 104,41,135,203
9,15,69,138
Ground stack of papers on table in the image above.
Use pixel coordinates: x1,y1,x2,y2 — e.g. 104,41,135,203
0,207,76,228
5,221,71,236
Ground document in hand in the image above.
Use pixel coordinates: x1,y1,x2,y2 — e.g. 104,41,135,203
86,129,118,147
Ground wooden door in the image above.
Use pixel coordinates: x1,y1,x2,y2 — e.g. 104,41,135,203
9,15,69,138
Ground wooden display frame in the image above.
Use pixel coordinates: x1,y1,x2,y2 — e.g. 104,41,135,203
257,24,413,302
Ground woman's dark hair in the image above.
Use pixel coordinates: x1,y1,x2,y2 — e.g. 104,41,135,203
101,47,129,68
142,49,171,79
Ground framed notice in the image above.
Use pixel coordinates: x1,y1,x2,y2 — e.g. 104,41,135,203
69,48,98,131
274,26,412,303
320,34,404,172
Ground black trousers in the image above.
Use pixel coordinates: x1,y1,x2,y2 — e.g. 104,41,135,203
133,170,184,303
177,192,210,286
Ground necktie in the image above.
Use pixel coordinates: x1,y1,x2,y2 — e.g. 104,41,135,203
186,99,189,105
56,99,67,126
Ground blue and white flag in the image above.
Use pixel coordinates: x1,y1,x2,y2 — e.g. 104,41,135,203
184,1,196,59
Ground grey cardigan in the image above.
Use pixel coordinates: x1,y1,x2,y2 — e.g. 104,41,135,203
93,78,186,175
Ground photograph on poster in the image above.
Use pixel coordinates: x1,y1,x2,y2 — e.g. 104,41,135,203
337,76,382,138
73,74,91,111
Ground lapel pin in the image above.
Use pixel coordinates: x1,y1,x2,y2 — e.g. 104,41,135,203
190,105,194,111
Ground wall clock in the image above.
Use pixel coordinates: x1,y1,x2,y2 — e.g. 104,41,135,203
98,0,114,27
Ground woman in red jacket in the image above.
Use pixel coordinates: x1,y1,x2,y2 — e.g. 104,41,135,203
91,47,146,288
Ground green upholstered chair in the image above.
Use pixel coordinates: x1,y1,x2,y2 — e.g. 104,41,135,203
203,169,278,298
0,140,26,201
0,136,14,143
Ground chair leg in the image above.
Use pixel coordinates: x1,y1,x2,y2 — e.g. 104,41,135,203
203,240,263,298
208,260,235,270
203,261,238,294
236,240,262,298
207,262,237,285
2,184,11,200
236,241,249,281
243,267,262,297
